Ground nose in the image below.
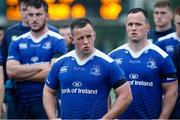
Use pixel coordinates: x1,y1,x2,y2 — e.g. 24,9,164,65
132,24,136,30
83,37,88,44
33,16,36,21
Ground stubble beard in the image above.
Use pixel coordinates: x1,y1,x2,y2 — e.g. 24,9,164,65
31,20,46,33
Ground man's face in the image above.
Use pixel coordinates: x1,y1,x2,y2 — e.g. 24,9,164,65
19,2,28,24
72,24,95,58
27,6,48,32
59,27,72,45
153,6,173,28
126,12,149,43
174,14,180,37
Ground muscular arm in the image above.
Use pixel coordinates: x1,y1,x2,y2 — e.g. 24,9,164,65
102,82,132,119
0,66,4,118
6,60,43,81
43,85,58,119
24,63,51,82
159,80,178,119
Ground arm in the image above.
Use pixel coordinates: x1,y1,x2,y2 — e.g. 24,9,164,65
159,81,178,119
102,82,132,119
0,66,4,118
24,63,51,82
43,84,58,119
6,60,42,81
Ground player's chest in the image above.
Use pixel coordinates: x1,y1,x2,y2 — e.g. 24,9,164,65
18,41,53,55
114,54,160,73
58,61,106,86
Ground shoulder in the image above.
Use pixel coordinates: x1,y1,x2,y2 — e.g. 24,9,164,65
47,24,58,33
93,49,115,63
149,44,168,58
12,32,30,42
6,23,21,32
158,32,176,42
108,44,126,55
55,50,74,63
47,30,64,40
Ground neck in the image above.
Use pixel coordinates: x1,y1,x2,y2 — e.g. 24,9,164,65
76,49,95,61
31,27,48,39
156,23,171,32
128,39,149,53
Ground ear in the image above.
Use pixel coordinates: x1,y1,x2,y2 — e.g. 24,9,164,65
69,35,74,44
46,13,49,21
146,23,150,32
93,30,96,40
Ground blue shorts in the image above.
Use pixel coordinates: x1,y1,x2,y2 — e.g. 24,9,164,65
7,101,48,119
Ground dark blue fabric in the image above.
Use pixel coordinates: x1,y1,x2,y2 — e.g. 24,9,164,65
148,27,175,43
7,101,47,119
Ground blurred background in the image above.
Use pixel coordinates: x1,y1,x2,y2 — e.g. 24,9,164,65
0,0,179,53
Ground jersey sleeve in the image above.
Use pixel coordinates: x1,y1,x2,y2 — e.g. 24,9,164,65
53,39,67,58
45,62,60,90
7,41,21,62
107,61,127,89
160,56,177,83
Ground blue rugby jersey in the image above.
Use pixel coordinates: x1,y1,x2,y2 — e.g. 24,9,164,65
7,30,67,104
156,32,180,58
46,49,126,119
147,27,175,43
109,43,176,119
2,22,59,82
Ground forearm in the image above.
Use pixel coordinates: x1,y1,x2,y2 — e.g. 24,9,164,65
159,89,178,119
0,69,4,118
159,81,178,119
0,87,4,118
7,64,41,80
102,82,132,119
25,68,50,82
102,94,132,119
43,86,58,119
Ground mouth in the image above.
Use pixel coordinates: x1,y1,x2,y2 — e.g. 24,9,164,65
83,46,90,50
131,33,137,36
31,23,38,27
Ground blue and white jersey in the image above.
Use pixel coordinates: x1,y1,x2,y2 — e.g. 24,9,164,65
109,43,176,119
7,30,67,104
46,49,126,119
156,32,180,58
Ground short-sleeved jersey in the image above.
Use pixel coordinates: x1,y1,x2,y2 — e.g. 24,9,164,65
2,22,59,81
45,49,126,119
148,27,175,43
156,32,180,58
7,30,67,104
109,43,176,119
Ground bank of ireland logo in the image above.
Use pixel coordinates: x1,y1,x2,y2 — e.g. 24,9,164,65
90,65,101,76
147,58,157,69
42,42,51,49
129,73,139,79
72,81,82,87
59,66,68,73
